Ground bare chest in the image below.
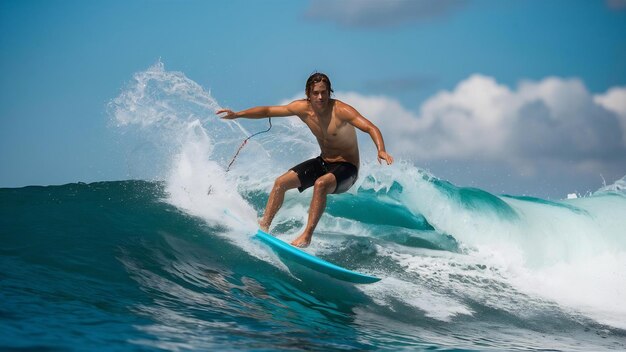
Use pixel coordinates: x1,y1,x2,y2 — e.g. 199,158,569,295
304,112,348,142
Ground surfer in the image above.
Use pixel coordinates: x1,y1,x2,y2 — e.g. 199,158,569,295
217,72,393,247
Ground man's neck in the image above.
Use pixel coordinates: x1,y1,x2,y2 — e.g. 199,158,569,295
311,100,332,116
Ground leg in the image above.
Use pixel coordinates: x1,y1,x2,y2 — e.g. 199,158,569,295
291,173,337,248
259,170,301,232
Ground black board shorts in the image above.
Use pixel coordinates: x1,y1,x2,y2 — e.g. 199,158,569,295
290,156,358,194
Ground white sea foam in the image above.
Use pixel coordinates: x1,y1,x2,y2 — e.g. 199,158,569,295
372,163,626,328
111,62,626,330
109,61,283,266
360,277,473,322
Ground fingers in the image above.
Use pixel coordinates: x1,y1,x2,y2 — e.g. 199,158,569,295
378,152,394,165
216,109,235,119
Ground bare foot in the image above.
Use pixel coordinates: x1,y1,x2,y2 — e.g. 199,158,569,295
291,233,312,248
258,218,269,233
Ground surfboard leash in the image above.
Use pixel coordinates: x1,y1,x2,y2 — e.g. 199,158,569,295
226,118,272,172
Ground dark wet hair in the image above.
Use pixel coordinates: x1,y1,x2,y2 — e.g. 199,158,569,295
305,72,333,99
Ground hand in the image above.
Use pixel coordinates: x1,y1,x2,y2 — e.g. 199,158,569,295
377,151,393,165
216,109,238,120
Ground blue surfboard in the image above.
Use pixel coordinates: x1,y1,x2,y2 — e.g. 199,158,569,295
255,229,380,284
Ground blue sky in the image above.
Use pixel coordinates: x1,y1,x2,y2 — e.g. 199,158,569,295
1,0,625,197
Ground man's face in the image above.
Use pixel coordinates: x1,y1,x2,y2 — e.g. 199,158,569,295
309,81,330,109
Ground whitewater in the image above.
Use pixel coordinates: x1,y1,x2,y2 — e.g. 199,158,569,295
1,62,625,351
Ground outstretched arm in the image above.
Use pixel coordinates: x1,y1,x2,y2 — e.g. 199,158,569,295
217,101,302,120
341,103,394,165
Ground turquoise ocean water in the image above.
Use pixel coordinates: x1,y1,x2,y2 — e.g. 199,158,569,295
2,63,625,351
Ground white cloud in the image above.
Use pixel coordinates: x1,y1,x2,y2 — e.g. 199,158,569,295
333,75,626,175
596,86,626,116
594,86,626,144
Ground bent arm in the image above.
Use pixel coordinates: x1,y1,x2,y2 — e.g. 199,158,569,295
217,101,301,120
341,103,394,165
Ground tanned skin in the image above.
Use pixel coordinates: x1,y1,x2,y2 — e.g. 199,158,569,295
217,81,393,247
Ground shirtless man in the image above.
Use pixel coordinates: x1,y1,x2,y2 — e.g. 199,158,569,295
217,73,393,247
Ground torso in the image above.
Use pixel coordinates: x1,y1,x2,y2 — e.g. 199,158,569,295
294,99,360,168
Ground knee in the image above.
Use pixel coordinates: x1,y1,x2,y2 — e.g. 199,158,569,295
274,175,294,192
314,177,334,193
273,177,287,191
